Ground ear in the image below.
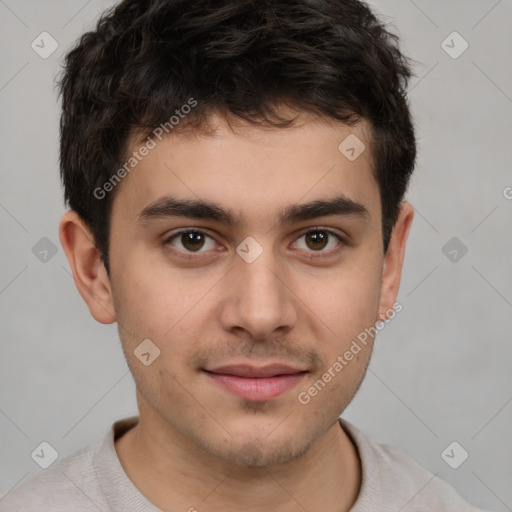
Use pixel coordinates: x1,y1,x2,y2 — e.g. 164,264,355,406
377,202,414,321
59,210,116,324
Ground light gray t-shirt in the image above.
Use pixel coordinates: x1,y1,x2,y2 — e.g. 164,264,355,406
0,416,489,511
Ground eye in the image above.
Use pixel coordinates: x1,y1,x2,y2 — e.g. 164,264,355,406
164,227,345,259
165,230,217,255
293,228,344,256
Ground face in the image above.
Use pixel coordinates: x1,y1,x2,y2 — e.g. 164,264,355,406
62,110,412,468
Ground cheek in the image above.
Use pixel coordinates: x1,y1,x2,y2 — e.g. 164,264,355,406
111,263,182,347
110,233,178,325
113,272,202,407
300,259,382,344
112,262,213,374
297,350,370,421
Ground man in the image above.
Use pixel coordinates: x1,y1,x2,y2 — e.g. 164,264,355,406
0,0,489,510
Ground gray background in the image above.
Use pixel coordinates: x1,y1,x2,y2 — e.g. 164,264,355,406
0,0,511,510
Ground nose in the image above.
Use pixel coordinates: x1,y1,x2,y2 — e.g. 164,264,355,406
218,245,298,341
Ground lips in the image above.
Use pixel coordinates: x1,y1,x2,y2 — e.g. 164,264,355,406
204,363,307,378
202,363,308,401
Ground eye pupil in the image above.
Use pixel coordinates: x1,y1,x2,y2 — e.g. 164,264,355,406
306,231,328,250
182,232,204,251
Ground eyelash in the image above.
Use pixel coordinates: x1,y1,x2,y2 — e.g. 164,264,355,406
163,227,346,260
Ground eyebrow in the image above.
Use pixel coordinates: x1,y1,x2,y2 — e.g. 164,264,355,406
136,194,370,228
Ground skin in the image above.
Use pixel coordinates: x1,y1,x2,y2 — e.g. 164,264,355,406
59,108,414,512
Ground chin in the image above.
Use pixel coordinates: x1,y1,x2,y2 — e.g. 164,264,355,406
205,427,317,468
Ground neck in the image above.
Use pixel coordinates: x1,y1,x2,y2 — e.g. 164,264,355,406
115,408,361,512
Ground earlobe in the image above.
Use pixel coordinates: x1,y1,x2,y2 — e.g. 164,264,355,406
59,210,116,324
377,202,414,321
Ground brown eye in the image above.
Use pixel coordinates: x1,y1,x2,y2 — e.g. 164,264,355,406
294,229,343,254
165,230,216,254
181,232,205,251
304,231,329,250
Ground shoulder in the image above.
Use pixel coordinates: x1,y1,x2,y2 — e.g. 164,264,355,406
340,419,489,512
0,438,107,512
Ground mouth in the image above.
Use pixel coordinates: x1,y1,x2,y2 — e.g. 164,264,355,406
202,363,309,402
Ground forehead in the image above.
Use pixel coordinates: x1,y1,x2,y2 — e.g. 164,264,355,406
111,111,380,229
